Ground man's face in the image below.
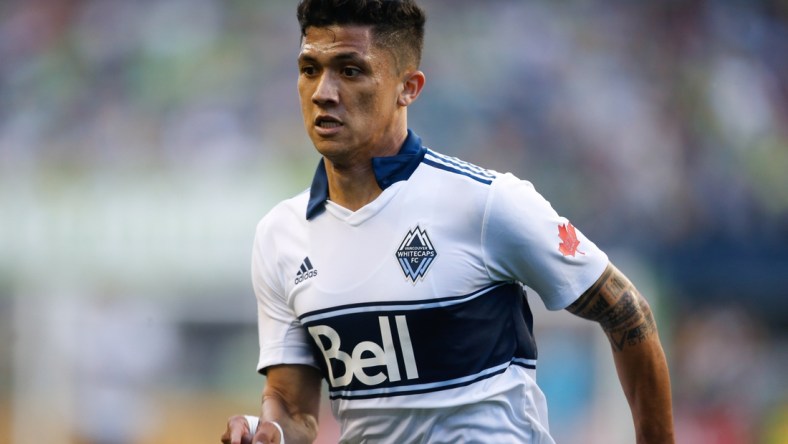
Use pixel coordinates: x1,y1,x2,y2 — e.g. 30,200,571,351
297,25,405,164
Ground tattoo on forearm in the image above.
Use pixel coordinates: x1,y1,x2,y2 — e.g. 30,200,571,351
567,266,658,351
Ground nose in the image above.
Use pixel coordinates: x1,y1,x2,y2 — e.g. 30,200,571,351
312,72,339,106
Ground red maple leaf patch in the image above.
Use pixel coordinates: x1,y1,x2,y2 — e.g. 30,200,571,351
558,222,585,257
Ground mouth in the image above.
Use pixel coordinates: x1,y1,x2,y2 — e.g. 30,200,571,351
315,115,343,129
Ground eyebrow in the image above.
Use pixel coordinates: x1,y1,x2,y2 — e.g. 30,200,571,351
297,51,367,65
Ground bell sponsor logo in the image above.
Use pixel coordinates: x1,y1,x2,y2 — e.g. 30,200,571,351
308,315,419,387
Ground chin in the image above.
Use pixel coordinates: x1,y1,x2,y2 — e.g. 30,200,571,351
312,138,350,158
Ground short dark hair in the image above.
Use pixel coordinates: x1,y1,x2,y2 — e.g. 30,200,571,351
297,0,426,70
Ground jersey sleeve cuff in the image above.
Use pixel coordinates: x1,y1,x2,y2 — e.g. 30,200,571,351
257,343,320,374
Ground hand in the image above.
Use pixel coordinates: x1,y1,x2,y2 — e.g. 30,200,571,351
220,415,253,444
252,421,285,444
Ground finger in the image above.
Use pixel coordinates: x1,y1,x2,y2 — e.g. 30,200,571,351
222,415,252,444
220,426,235,444
230,425,252,444
226,428,252,444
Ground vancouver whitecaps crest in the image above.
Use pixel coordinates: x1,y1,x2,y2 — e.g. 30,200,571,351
395,226,437,283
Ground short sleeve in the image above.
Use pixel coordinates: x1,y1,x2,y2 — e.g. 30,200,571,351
252,217,320,372
482,173,608,310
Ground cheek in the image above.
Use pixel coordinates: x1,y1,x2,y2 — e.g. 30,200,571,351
297,79,312,104
357,90,378,113
297,84,309,107
298,88,313,118
355,84,396,118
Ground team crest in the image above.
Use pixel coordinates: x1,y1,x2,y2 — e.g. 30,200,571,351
396,226,437,283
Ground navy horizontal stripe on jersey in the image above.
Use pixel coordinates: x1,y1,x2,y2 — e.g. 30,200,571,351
329,357,536,400
299,283,537,400
299,282,508,324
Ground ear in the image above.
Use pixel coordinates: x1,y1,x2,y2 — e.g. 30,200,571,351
397,70,426,107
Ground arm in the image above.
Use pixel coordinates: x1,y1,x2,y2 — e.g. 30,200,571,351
257,364,323,444
221,364,322,444
565,263,675,443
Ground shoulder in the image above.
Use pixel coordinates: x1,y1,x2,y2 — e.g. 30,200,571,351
420,149,502,186
414,149,540,218
255,189,310,239
418,149,542,206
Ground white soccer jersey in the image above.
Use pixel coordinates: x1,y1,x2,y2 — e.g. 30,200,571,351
253,130,608,443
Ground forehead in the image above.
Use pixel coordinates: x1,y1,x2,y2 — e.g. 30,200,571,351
299,25,377,60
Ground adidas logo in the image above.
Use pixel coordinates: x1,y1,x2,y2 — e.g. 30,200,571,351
295,257,318,285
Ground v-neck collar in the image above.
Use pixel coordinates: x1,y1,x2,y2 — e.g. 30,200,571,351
305,129,426,220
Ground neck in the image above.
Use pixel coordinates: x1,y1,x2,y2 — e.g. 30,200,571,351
324,129,408,212
325,162,381,212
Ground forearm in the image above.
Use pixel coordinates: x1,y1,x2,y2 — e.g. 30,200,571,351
258,365,323,444
567,263,675,443
260,391,319,444
611,331,674,443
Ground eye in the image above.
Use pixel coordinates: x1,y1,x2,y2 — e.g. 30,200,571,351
300,65,317,76
342,66,362,78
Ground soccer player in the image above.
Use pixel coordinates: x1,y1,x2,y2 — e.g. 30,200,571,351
221,0,675,443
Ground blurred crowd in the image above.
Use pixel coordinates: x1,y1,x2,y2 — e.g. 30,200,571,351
1,0,787,443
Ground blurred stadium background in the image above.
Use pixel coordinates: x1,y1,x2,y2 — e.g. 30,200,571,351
1,0,787,443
